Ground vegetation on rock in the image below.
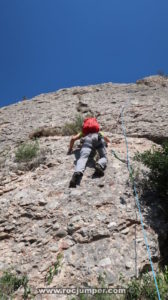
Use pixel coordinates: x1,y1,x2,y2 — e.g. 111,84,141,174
29,114,85,139
15,140,39,162
125,266,168,300
71,266,168,300
0,270,32,299
45,253,63,285
134,141,168,200
61,114,84,136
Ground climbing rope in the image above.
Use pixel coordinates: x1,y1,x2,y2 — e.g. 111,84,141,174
118,104,161,300
111,149,126,164
111,103,138,278
111,144,138,278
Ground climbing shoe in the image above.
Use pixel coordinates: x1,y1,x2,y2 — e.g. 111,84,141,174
95,163,104,176
69,172,82,188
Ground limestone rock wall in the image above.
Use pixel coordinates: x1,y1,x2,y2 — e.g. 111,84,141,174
0,75,168,299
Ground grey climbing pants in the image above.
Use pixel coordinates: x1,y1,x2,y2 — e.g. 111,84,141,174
75,133,107,174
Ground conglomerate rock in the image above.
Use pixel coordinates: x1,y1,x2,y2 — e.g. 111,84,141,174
0,75,168,299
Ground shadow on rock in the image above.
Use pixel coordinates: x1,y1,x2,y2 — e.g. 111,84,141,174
139,190,168,267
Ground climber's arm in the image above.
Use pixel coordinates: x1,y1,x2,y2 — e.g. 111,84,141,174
67,133,81,154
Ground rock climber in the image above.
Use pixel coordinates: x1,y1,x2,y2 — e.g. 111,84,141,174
67,117,110,188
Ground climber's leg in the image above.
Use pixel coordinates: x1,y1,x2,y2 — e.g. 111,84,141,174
75,141,92,173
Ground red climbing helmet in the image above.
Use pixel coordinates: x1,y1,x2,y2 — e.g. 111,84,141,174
82,117,100,135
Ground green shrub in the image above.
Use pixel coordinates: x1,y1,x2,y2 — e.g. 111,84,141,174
134,141,168,199
0,271,31,299
15,140,39,162
62,115,84,136
125,266,168,300
71,267,168,300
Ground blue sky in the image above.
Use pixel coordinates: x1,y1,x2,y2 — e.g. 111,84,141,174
0,0,168,107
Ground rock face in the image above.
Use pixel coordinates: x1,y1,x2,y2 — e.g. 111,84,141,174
0,75,168,299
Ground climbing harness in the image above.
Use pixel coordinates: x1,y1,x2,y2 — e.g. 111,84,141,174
113,102,161,300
